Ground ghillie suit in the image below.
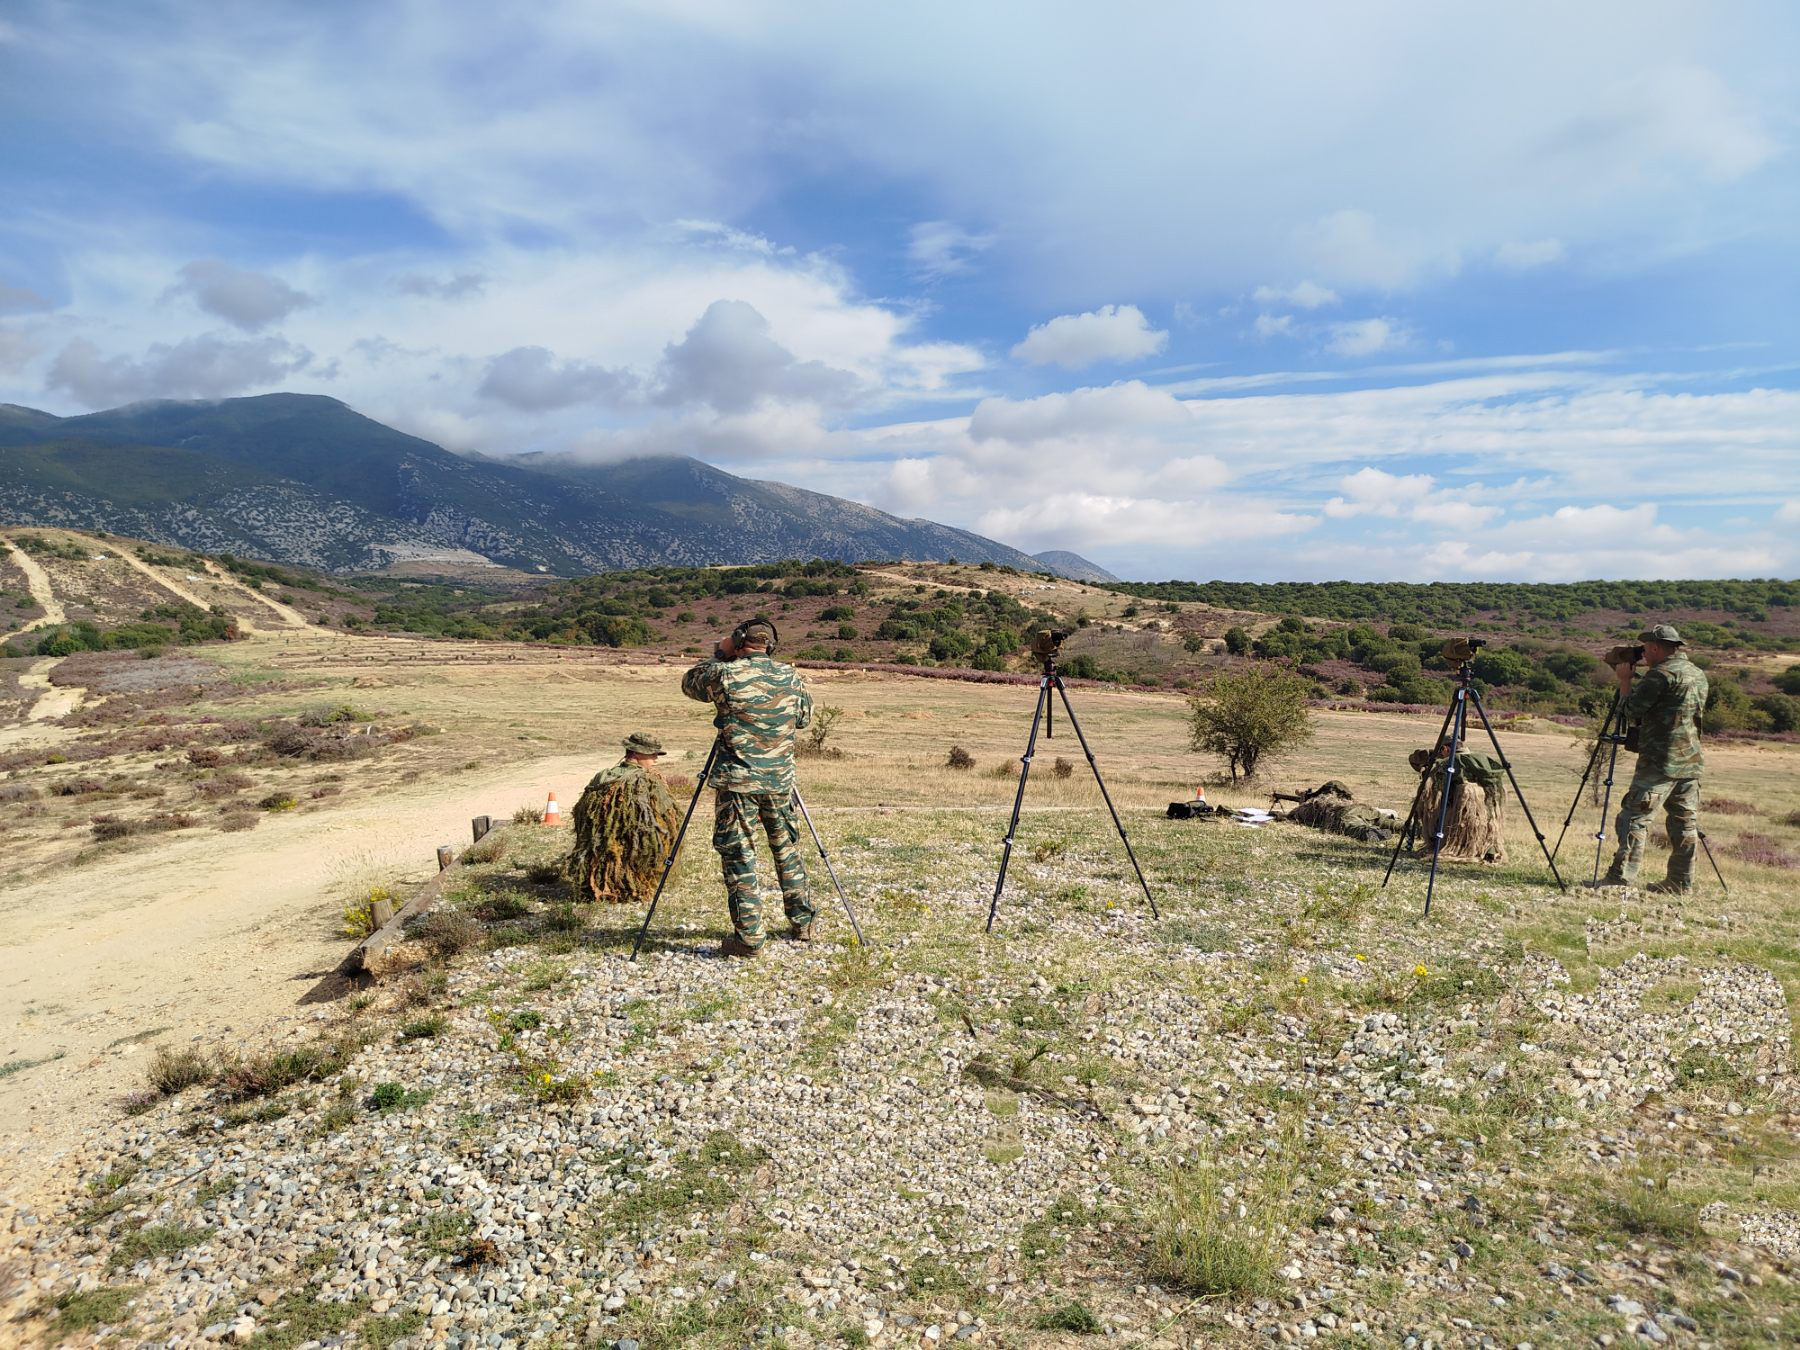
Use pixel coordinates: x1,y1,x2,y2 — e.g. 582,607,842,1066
567,761,681,904
1283,781,1393,843
1409,749,1507,863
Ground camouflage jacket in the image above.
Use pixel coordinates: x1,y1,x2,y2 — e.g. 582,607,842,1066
680,654,813,794
1622,652,1708,779
582,759,650,793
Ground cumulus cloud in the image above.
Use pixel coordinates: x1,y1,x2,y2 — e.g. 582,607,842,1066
171,259,311,331
908,221,995,278
1253,313,1294,339
46,334,311,406
1323,467,1499,529
1422,503,1780,581
654,299,861,414
1253,280,1338,310
1011,305,1167,369
395,271,485,300
477,346,634,412
1324,317,1411,357
977,492,1315,554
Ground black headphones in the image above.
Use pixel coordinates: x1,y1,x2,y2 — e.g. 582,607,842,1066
729,616,780,655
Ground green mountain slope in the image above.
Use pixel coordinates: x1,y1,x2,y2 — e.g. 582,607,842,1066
0,394,1076,577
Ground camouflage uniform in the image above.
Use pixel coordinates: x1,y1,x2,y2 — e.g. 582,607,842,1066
681,651,814,947
1607,651,1708,888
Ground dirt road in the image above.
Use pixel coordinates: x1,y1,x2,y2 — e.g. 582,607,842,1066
0,746,600,1201
2,535,66,632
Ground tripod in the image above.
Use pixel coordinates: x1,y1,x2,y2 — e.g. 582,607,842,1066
630,736,866,960
1382,653,1566,916
1549,690,1729,892
986,647,1159,932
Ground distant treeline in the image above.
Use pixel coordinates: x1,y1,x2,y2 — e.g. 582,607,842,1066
1109,578,1800,646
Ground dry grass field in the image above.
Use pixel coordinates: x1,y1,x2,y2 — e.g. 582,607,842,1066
3,562,1799,1346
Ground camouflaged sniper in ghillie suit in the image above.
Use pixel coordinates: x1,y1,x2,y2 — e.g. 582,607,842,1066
682,653,815,945
566,759,680,905
1609,652,1709,888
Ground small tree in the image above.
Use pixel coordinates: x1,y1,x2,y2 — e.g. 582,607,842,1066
1187,666,1315,782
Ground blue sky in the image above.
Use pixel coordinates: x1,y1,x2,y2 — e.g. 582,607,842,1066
1,1,1797,582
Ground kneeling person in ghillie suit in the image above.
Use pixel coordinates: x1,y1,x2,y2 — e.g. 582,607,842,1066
567,733,682,905
1409,743,1508,863
681,618,814,958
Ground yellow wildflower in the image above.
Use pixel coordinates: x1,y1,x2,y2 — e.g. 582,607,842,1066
1354,953,1366,962
1414,964,1428,978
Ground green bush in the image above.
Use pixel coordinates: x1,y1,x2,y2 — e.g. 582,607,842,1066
1187,666,1315,782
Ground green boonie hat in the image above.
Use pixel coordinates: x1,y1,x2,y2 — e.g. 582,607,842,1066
737,618,777,645
622,732,665,756
1637,624,1684,645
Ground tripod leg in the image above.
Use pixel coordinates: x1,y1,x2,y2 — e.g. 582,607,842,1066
1590,729,1627,886
1552,693,1621,865
1422,688,1471,918
791,787,868,946
1385,685,1461,890
1697,831,1730,895
987,679,1050,932
1467,686,1566,891
1051,676,1159,919
630,738,720,962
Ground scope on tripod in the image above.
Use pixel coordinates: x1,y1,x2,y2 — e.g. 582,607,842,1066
1440,636,1488,663
1030,628,1072,658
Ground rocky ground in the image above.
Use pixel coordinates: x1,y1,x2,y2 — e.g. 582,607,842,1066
4,810,1798,1349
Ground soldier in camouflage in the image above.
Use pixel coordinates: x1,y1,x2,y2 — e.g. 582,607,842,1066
681,618,815,957
1600,624,1709,894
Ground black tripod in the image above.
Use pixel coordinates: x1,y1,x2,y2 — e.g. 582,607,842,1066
986,644,1159,931
630,736,866,960
1382,651,1566,916
1549,690,1729,892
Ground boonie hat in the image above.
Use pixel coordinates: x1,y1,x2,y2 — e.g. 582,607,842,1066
736,618,777,646
622,732,665,756
1637,624,1684,646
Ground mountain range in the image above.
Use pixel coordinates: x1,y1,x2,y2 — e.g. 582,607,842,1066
0,394,1117,581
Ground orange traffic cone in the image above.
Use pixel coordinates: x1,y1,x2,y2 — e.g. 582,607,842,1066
542,790,561,827
1194,785,1207,803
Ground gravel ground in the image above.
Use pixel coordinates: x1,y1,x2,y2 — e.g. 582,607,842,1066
4,839,1798,1348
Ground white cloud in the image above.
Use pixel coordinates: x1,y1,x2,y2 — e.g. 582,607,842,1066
1776,501,1800,525
395,271,485,300
654,299,861,413
173,259,311,331
977,492,1315,554
1011,305,1167,369
1324,317,1411,357
1253,313,1294,339
1253,280,1339,309
45,333,312,405
1299,210,1458,292
908,221,995,278
1494,238,1566,270
478,345,635,412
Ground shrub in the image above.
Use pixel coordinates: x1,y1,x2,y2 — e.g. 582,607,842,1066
214,1034,360,1103
186,747,224,768
341,886,396,938
1723,832,1799,869
947,746,975,770
0,783,40,805
146,1046,212,1097
1052,756,1074,779
413,909,481,960
1186,666,1315,782
512,804,544,825
217,811,259,832
1145,1151,1294,1301
1707,797,1757,815
257,792,298,812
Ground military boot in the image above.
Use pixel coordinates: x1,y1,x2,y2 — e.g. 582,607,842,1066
788,921,815,944
1645,879,1692,896
719,932,763,959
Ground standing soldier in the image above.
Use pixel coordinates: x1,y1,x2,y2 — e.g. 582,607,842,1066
1600,624,1709,894
681,618,815,957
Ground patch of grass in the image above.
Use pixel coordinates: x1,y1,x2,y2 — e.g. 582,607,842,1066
1035,1301,1102,1333
253,1291,369,1350
1143,1122,1301,1301
0,1050,64,1079
904,1253,972,1295
1577,1171,1703,1244
368,1081,433,1114
194,1178,236,1205
519,957,569,991
359,1309,426,1348
398,1014,448,1041
214,1031,362,1103
109,1222,207,1271
607,1132,762,1230
413,908,481,960
49,1285,137,1335
479,891,533,921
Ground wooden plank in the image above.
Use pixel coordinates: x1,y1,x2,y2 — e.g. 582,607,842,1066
348,824,510,979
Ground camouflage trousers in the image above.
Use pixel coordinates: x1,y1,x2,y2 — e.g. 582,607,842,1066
712,789,811,946
1609,772,1700,887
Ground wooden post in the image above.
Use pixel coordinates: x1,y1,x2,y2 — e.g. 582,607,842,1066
371,894,395,928
436,845,454,872
471,815,491,842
